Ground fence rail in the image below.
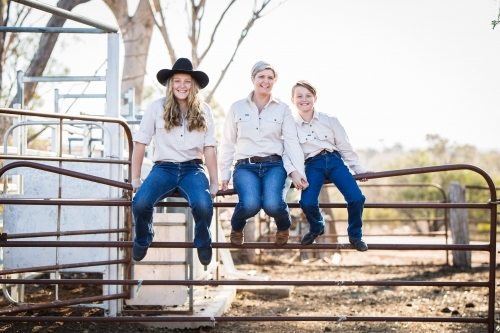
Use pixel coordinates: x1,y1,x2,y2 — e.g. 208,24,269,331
0,107,497,332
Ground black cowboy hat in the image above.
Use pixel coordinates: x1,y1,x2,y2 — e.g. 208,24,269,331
156,58,209,89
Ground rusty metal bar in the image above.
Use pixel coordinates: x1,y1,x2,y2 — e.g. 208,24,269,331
1,162,495,200
0,292,129,315
261,232,447,238
0,155,131,164
0,316,488,323
0,240,489,251
465,185,500,191
5,228,128,239
0,197,491,209
0,259,128,275
487,200,497,332
0,161,130,190
348,182,448,201
0,279,488,288
333,217,446,222
0,198,130,206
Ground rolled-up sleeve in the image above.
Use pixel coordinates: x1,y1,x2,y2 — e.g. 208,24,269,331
281,107,306,177
133,102,158,145
218,105,237,181
203,104,218,147
330,116,367,174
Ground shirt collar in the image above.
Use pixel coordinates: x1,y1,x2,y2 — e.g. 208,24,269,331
294,108,319,125
246,91,280,106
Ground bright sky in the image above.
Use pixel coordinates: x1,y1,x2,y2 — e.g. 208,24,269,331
18,0,500,152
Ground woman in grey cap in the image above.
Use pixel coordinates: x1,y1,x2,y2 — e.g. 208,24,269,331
218,61,308,247
130,58,218,266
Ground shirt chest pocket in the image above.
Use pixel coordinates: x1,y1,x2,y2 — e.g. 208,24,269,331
155,119,188,145
155,119,168,139
185,128,206,149
264,114,283,132
317,131,334,141
235,113,253,136
236,113,251,122
297,130,314,144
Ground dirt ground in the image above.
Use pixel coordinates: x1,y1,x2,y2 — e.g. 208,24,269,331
0,248,498,333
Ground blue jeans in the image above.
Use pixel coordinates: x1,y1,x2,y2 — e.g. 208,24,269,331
300,152,365,240
231,160,291,232
132,161,213,251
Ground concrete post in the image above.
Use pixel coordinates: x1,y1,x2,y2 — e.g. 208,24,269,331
449,181,471,267
246,216,258,263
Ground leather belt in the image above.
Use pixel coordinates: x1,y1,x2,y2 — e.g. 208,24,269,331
305,149,337,163
158,159,203,164
237,154,282,164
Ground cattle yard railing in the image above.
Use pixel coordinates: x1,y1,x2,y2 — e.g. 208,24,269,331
256,182,450,264
0,161,497,332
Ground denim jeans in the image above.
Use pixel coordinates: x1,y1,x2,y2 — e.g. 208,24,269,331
231,159,291,232
132,161,213,251
300,152,365,240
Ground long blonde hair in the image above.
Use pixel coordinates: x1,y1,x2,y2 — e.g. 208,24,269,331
162,77,207,132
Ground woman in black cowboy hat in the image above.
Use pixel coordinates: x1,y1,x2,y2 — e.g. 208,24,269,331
130,58,218,266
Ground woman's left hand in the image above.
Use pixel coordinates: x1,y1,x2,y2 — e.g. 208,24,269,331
359,170,374,182
291,170,309,190
209,183,219,198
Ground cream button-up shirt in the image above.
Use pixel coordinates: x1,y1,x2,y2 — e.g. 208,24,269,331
133,97,217,163
219,92,305,181
294,109,367,175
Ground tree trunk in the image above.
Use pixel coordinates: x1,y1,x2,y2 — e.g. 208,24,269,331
316,188,339,259
104,0,155,107
449,181,471,267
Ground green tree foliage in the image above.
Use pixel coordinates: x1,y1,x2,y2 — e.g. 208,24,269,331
374,134,500,237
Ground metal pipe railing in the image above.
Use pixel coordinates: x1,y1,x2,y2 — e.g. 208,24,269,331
12,0,118,32
0,108,134,181
0,162,496,331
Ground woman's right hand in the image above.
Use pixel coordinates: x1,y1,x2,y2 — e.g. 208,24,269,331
290,171,309,190
131,178,142,193
220,180,229,191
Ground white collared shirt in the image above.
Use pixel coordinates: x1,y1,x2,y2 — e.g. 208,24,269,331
294,109,367,174
133,97,217,163
219,92,305,181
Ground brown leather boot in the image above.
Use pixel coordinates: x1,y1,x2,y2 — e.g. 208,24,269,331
230,229,244,246
274,229,289,246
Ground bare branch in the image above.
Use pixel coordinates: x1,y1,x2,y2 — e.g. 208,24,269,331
153,0,176,64
258,0,288,18
189,0,198,65
198,0,236,63
195,0,206,47
5,0,11,25
16,6,31,27
205,0,277,102
253,0,273,18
